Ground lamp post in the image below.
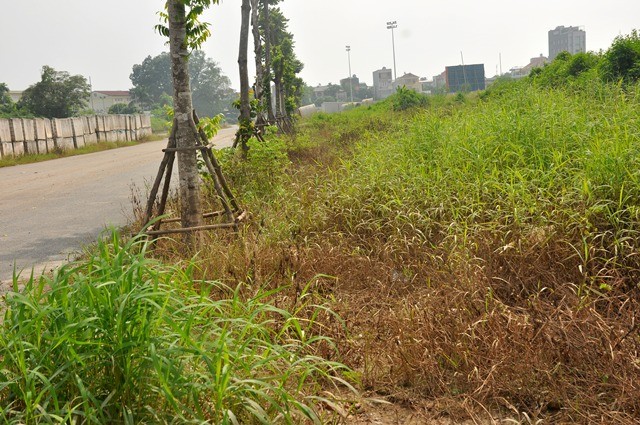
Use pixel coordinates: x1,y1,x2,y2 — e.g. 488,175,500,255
386,21,398,82
346,45,353,103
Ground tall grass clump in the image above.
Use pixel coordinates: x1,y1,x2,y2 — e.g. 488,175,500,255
0,231,350,424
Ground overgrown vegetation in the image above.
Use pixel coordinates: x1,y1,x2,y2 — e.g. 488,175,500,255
142,38,640,422
0,232,351,423
528,29,640,87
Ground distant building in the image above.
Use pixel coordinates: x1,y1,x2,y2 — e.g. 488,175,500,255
90,90,133,114
433,71,447,93
340,75,360,92
498,55,549,82
445,64,486,93
521,54,548,74
8,91,23,103
372,67,393,100
549,26,586,60
393,73,422,92
313,84,330,99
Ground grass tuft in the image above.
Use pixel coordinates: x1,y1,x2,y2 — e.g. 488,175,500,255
0,231,351,424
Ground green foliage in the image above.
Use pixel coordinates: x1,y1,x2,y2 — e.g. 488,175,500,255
600,29,640,83
108,102,141,115
567,52,600,77
530,51,600,87
268,8,305,116
389,86,429,111
150,94,174,133
0,231,349,423
0,83,32,118
197,113,223,140
130,51,234,117
528,30,640,88
0,83,10,106
155,0,220,50
17,66,90,118
216,137,291,200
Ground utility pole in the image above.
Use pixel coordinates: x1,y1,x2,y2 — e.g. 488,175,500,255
346,45,353,103
386,21,398,82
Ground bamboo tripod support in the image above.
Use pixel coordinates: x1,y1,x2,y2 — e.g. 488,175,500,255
143,111,244,237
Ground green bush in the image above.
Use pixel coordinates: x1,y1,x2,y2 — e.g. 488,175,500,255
601,29,640,83
108,102,141,115
389,86,429,111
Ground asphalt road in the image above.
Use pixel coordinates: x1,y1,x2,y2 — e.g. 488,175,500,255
0,126,237,283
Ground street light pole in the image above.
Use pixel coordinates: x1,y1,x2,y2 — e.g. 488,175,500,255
386,21,398,82
346,45,353,103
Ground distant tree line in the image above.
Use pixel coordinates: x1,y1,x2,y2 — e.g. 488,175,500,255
525,30,640,86
130,50,235,123
1,66,91,119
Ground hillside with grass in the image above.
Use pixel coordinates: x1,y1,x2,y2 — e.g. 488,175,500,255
2,33,640,423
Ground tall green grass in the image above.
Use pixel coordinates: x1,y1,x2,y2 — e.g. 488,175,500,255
300,80,640,286
0,232,350,424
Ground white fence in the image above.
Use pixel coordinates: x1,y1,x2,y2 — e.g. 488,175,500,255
0,114,152,158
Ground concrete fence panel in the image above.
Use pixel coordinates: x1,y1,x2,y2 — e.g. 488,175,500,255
72,117,87,148
0,114,150,157
22,119,38,154
9,119,25,156
43,119,55,153
127,115,134,139
140,114,152,137
84,116,98,145
0,118,13,158
133,114,142,139
113,115,124,141
34,118,48,154
105,116,118,142
96,116,106,142
53,118,75,151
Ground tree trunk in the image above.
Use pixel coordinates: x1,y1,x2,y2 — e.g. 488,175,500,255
237,0,251,152
263,0,275,123
167,0,203,241
250,0,264,124
274,71,283,119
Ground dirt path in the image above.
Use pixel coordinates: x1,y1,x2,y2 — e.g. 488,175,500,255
0,126,237,284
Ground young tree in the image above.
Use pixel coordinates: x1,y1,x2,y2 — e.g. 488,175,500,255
250,0,264,120
236,0,252,152
18,66,90,118
157,0,220,241
262,0,276,122
267,8,304,120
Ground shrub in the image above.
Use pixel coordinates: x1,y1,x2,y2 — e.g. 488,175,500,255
108,102,141,115
390,86,429,111
601,29,640,83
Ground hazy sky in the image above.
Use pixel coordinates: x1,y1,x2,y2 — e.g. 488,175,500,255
1,1,639,91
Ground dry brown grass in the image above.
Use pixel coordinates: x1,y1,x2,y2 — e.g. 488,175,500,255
136,189,640,423
131,104,640,423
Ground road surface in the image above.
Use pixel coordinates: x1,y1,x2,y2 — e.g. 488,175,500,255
0,126,237,283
